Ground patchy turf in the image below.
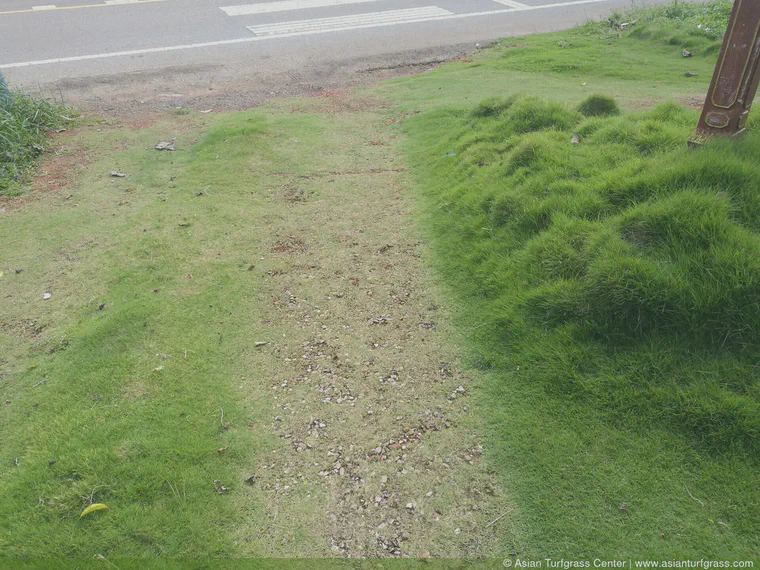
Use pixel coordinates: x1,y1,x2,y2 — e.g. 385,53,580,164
0,91,512,564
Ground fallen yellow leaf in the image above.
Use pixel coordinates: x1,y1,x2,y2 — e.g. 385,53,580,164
80,503,109,517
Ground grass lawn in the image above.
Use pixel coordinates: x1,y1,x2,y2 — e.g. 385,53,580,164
0,113,262,559
391,1,760,560
0,1,758,566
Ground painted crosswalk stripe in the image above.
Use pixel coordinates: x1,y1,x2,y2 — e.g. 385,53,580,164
492,0,529,8
32,5,57,9
221,0,382,17
247,6,453,36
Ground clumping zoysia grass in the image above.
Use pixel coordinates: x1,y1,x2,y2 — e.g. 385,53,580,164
0,91,71,195
397,3,760,560
407,99,760,559
577,94,620,117
416,95,760,449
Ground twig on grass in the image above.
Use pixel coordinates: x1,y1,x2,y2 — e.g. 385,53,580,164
683,482,704,507
88,485,109,504
95,554,123,570
486,508,513,527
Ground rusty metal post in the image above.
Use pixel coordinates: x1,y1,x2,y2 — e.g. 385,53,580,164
693,0,760,141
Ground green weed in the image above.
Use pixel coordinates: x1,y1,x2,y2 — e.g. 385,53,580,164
0,91,72,195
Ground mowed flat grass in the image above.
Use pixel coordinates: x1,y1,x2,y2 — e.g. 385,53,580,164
0,115,264,559
391,2,760,559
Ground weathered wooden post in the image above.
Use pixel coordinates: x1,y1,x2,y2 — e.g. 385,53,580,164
693,0,760,141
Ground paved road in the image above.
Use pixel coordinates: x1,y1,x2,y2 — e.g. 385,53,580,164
0,0,678,111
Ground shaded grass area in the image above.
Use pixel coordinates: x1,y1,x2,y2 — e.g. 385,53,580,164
0,116,269,556
0,91,71,196
398,4,760,560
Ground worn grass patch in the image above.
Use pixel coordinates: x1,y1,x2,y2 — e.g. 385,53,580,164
0,93,512,562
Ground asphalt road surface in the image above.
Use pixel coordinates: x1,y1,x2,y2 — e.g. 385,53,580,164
1,0,679,112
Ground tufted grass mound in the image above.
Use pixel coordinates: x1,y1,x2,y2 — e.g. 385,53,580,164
419,93,760,452
577,94,621,117
405,90,760,555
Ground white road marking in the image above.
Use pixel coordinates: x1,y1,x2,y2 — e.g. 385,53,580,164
0,0,164,15
221,0,381,16
0,0,618,69
248,7,453,36
492,0,529,8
